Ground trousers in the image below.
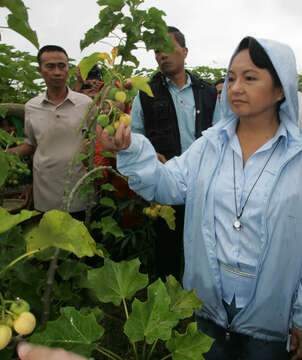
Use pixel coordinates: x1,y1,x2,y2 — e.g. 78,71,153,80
196,298,290,360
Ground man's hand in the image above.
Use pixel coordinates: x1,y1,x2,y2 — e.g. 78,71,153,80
18,343,87,360
96,123,131,152
291,327,302,359
156,152,167,164
19,184,33,209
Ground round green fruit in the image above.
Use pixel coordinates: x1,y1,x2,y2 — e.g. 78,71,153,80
128,86,138,97
114,91,127,103
108,87,119,100
97,114,110,127
10,299,30,315
104,124,115,136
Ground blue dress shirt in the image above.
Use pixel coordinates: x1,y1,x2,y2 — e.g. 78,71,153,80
212,120,288,307
131,74,196,153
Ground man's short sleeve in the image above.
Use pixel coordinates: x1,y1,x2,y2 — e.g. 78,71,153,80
131,94,145,135
24,104,37,148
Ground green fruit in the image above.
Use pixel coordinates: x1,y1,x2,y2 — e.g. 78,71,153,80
108,87,119,100
10,299,30,315
104,124,115,136
128,86,138,97
114,91,127,103
97,114,110,127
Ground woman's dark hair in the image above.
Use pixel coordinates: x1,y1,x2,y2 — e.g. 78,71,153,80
234,36,282,88
215,78,225,86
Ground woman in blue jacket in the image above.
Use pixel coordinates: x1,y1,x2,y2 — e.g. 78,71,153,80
97,36,302,360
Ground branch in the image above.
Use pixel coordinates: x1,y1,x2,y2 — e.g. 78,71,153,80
40,247,60,324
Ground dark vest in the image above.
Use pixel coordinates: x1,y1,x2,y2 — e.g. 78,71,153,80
139,71,217,160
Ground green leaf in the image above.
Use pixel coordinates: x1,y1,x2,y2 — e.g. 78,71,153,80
99,215,124,237
0,106,8,118
87,258,148,306
0,0,39,49
159,205,176,230
29,307,104,358
7,13,39,50
166,322,214,360
78,52,110,81
101,150,116,158
131,76,154,97
80,8,123,51
100,196,116,209
76,153,88,164
0,207,39,234
124,279,179,344
25,210,103,258
165,276,202,319
0,151,9,187
101,183,116,191
97,0,125,11
57,260,89,281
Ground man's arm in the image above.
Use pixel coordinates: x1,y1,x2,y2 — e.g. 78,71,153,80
7,143,35,157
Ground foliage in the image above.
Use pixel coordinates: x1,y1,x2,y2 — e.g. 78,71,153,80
80,0,174,67
0,0,39,49
190,65,227,85
0,44,43,104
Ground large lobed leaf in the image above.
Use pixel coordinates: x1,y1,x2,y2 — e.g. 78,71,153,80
25,210,103,258
80,7,123,51
124,279,179,344
159,205,176,230
0,0,39,49
131,76,154,97
166,322,214,360
29,307,104,358
0,207,39,234
87,258,148,306
165,275,203,319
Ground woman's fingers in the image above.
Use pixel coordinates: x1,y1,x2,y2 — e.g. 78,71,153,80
96,123,131,152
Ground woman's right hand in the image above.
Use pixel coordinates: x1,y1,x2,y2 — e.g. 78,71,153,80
95,123,131,152
17,343,87,360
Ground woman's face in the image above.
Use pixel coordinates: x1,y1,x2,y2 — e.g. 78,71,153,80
227,49,284,120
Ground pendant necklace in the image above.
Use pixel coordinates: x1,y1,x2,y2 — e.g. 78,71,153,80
232,137,281,231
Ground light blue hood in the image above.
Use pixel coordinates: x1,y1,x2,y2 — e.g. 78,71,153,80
217,38,300,140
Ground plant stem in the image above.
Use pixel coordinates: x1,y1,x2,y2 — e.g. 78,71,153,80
0,249,41,277
96,345,124,360
160,354,172,360
146,339,158,360
142,338,146,360
66,166,126,213
122,298,129,320
40,247,60,324
0,292,5,319
122,298,138,360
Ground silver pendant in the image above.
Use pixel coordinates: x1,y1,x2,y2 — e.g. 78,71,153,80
233,218,242,231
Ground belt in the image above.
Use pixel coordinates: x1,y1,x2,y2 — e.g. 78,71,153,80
219,261,256,279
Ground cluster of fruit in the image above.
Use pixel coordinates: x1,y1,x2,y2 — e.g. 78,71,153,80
96,79,138,136
0,299,36,350
143,204,169,218
5,153,31,187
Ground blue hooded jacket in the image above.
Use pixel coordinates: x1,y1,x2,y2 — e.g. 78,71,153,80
117,38,302,341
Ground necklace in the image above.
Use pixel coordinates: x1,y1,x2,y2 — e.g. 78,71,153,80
232,137,281,231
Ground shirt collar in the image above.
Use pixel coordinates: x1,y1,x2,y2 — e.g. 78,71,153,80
220,119,288,149
40,87,76,105
165,73,192,90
